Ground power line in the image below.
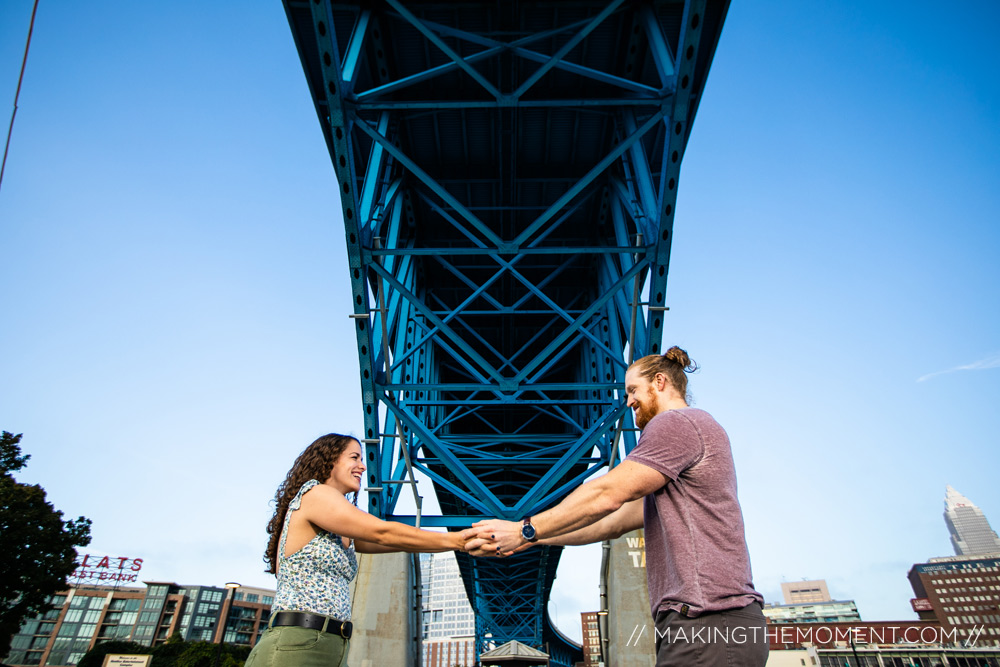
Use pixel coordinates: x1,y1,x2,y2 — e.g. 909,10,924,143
1,0,41,194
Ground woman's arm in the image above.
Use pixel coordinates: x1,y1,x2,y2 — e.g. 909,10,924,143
300,484,466,553
355,536,465,554
353,539,400,554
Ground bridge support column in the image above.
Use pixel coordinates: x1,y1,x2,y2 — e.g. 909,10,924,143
348,552,418,666
607,529,654,666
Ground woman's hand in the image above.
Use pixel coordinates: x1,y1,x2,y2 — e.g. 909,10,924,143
455,528,479,551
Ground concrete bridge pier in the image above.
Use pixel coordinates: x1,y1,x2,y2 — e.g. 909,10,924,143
606,529,655,666
348,552,418,666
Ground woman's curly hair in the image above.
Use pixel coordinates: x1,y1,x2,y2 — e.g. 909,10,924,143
264,433,359,574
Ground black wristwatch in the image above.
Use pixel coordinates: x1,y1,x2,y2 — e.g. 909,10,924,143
521,517,538,542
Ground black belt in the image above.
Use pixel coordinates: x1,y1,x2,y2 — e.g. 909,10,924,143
271,611,353,639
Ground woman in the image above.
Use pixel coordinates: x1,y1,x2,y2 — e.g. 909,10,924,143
246,433,469,667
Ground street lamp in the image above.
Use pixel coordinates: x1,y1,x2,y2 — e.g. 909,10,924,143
213,582,241,667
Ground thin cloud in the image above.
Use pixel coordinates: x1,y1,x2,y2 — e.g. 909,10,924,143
917,353,1000,382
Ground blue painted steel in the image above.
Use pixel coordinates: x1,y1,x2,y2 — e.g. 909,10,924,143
511,0,626,98
280,1,729,664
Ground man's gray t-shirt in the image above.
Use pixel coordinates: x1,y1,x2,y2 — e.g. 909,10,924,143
625,407,763,618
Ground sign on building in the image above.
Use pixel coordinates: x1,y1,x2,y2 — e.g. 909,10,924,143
72,554,144,585
102,655,152,667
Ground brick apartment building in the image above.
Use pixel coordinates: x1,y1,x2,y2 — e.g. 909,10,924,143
908,553,1000,647
3,582,274,667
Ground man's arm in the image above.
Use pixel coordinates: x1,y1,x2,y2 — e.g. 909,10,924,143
468,461,665,555
542,498,644,545
466,499,644,556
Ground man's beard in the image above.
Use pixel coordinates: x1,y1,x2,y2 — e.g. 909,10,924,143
634,396,659,431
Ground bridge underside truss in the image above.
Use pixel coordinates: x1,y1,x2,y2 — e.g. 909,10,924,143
282,0,727,662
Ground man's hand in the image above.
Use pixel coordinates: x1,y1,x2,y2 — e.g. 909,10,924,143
464,537,499,557
458,527,504,556
464,519,529,557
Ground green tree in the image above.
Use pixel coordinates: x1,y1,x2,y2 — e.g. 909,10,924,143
0,431,92,656
150,632,190,667
174,642,217,667
174,642,244,667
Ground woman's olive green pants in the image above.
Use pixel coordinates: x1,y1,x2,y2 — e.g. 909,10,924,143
245,625,349,667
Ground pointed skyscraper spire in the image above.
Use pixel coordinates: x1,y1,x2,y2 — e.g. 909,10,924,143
944,485,1000,556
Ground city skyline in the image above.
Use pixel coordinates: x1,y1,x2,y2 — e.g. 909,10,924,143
2,0,999,645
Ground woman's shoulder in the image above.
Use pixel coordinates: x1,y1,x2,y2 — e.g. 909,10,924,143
299,479,322,493
289,479,324,511
299,480,335,500
298,480,350,509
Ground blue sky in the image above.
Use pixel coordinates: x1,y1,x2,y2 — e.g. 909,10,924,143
2,0,998,645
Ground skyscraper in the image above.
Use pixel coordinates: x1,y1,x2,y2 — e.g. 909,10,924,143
944,485,1000,556
419,553,476,667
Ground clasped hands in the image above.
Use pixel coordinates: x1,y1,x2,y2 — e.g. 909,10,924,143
459,519,535,558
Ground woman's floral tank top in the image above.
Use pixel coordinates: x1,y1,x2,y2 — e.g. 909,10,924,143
272,479,359,620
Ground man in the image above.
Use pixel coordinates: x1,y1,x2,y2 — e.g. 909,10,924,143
466,346,767,666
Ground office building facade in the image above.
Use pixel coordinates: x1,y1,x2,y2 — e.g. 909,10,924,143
767,579,861,624
908,553,1000,646
3,582,274,667
766,620,944,651
420,553,476,667
763,600,861,624
580,612,601,666
945,485,1000,556
781,580,832,604
767,645,1000,666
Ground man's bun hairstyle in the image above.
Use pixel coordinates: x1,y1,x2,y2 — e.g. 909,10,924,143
663,346,698,373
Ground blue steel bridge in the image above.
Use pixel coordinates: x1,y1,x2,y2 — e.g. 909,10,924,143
281,0,728,663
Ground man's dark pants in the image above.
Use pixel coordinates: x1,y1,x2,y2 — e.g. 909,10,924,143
653,601,769,666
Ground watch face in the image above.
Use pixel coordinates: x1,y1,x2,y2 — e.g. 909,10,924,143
521,523,537,541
